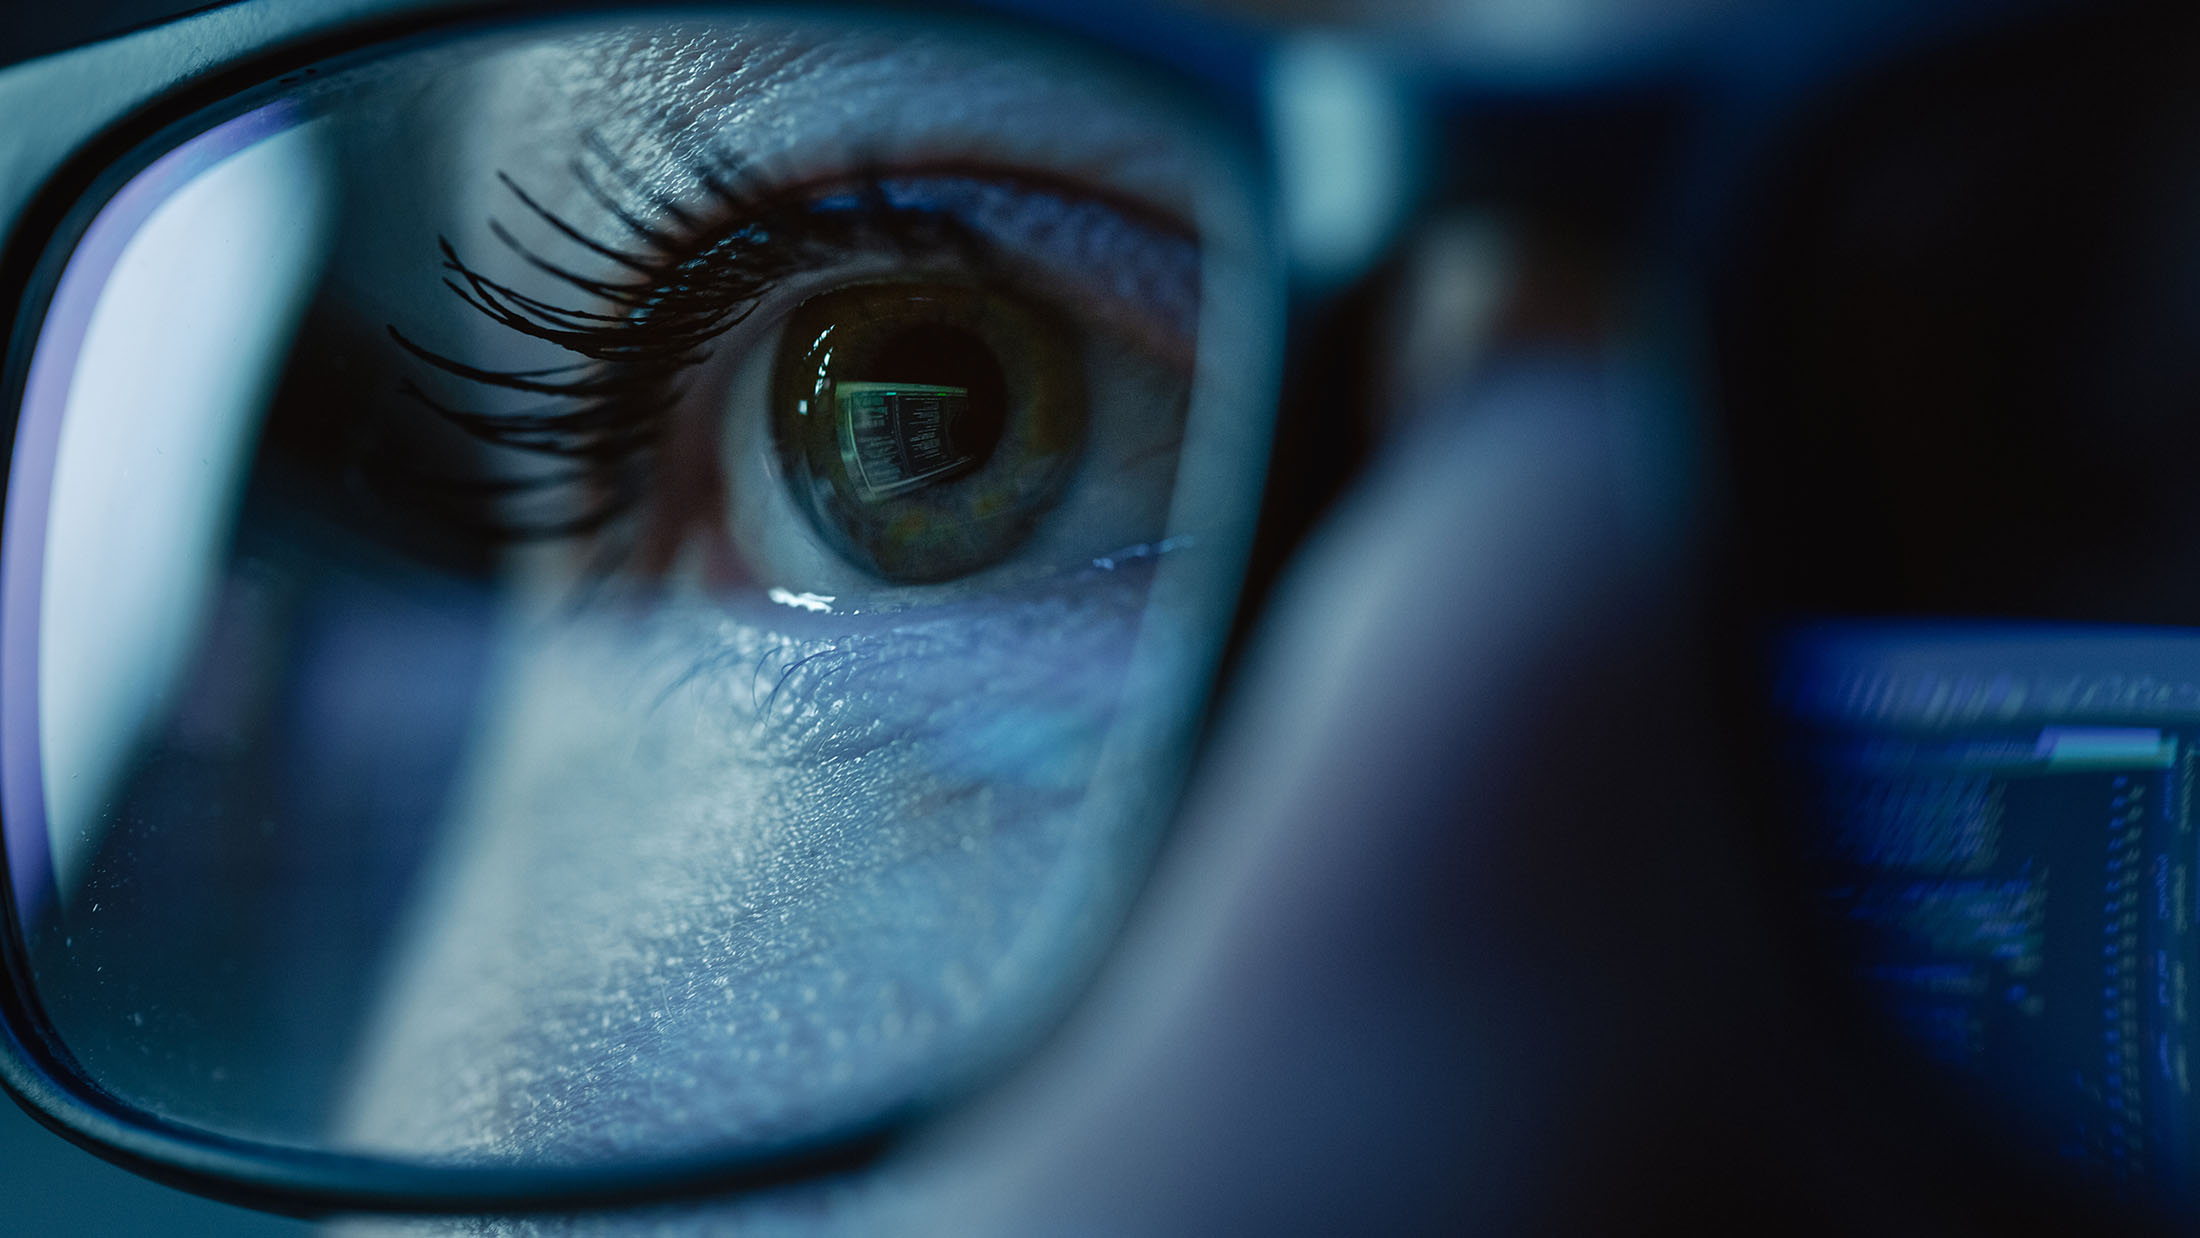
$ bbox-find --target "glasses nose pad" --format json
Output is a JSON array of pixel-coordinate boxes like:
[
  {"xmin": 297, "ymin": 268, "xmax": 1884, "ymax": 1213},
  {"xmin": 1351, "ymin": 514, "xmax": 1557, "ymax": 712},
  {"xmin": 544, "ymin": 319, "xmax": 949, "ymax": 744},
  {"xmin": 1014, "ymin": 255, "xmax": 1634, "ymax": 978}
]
[
  {"xmin": 1373, "ymin": 211, "xmax": 1707, "ymax": 571},
  {"xmin": 1267, "ymin": 36, "xmax": 1420, "ymax": 292},
  {"xmin": 1370, "ymin": 213, "xmax": 1512, "ymax": 426}
]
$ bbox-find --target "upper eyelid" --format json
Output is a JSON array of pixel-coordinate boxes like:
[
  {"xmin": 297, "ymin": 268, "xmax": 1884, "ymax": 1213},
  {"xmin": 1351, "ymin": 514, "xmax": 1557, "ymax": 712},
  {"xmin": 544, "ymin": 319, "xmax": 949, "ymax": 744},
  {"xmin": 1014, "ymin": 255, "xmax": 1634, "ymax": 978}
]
[
  {"xmin": 858, "ymin": 172, "xmax": 1200, "ymax": 362},
  {"xmin": 670, "ymin": 166, "xmax": 1203, "ymax": 371},
  {"xmin": 483, "ymin": 150, "xmax": 1203, "ymax": 377},
  {"xmin": 488, "ymin": 144, "xmax": 1196, "ymax": 325},
  {"xmin": 760, "ymin": 158, "xmax": 1198, "ymax": 245}
]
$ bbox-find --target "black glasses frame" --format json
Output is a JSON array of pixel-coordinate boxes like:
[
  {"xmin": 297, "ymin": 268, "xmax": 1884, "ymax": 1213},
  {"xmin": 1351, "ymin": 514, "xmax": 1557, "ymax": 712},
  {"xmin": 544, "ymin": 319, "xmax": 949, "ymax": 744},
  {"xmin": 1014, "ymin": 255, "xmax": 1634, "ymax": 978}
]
[{"xmin": 0, "ymin": 0, "xmax": 1294, "ymax": 1216}]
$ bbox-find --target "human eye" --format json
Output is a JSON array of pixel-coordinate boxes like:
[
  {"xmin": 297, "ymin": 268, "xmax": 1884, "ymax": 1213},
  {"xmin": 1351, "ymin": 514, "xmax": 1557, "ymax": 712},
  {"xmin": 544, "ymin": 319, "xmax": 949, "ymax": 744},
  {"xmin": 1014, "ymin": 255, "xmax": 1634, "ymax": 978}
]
[
  {"xmin": 9, "ymin": 12, "xmax": 1277, "ymax": 1170},
  {"xmin": 404, "ymin": 103, "xmax": 1203, "ymax": 605}
]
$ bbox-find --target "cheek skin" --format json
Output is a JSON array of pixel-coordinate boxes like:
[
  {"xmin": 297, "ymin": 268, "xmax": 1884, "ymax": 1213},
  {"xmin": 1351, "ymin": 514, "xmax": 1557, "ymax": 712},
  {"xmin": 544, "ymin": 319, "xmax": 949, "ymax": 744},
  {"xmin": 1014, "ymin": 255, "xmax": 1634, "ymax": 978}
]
[{"xmin": 336, "ymin": 558, "xmax": 1171, "ymax": 1163}]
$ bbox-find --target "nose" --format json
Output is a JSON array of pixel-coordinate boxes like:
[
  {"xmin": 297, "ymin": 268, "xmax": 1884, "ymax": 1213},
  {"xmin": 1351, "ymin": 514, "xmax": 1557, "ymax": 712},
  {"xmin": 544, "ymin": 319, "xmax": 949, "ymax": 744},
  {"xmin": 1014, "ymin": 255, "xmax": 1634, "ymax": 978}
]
[{"xmin": 884, "ymin": 222, "xmax": 1754, "ymax": 1233}]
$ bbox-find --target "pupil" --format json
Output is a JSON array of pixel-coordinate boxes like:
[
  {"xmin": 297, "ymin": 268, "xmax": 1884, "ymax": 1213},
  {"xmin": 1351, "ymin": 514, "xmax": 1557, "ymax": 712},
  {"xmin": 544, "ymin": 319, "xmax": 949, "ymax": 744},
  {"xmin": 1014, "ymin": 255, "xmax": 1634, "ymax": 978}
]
[
  {"xmin": 771, "ymin": 280, "xmax": 1088, "ymax": 584},
  {"xmin": 864, "ymin": 324, "xmax": 1007, "ymax": 471}
]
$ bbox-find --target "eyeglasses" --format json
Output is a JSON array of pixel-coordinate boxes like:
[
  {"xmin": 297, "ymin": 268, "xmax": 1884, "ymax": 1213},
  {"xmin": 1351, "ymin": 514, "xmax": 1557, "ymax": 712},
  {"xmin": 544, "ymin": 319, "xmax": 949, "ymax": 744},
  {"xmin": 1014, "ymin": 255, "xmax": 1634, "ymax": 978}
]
[{"xmin": 0, "ymin": 0, "xmax": 2190, "ymax": 1226}]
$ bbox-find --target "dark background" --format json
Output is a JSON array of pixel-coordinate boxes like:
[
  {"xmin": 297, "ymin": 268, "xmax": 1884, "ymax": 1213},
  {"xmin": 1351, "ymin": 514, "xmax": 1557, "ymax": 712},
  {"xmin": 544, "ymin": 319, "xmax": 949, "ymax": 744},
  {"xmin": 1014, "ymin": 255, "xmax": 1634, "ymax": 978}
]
[{"xmin": 4, "ymin": 0, "xmax": 222, "ymax": 68}]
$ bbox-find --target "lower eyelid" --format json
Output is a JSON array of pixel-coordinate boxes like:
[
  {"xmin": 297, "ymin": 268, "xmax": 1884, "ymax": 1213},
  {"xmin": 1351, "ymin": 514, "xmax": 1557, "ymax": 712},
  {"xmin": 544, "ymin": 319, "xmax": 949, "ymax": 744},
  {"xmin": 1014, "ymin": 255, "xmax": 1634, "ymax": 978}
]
[{"xmin": 635, "ymin": 555, "xmax": 1162, "ymax": 775}]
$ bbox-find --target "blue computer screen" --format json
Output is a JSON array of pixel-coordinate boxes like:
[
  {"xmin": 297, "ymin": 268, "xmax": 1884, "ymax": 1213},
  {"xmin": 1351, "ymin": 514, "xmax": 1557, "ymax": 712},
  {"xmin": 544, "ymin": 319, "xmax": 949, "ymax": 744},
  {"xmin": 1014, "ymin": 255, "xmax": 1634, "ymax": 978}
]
[{"xmin": 1782, "ymin": 623, "xmax": 2200, "ymax": 1206}]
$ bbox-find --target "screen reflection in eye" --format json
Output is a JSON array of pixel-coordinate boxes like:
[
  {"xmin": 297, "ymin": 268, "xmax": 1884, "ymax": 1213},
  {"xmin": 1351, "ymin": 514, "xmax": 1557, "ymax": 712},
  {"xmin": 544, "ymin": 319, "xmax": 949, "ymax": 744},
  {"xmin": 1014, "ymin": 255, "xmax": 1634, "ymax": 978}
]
[{"xmin": 279, "ymin": 18, "xmax": 1269, "ymax": 1164}]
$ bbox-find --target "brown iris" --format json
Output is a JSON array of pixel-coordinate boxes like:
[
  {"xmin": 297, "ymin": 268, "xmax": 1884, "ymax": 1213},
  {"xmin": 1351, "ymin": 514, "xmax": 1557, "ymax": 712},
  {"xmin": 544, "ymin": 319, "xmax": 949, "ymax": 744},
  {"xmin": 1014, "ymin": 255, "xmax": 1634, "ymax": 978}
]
[{"xmin": 770, "ymin": 281, "xmax": 1086, "ymax": 582}]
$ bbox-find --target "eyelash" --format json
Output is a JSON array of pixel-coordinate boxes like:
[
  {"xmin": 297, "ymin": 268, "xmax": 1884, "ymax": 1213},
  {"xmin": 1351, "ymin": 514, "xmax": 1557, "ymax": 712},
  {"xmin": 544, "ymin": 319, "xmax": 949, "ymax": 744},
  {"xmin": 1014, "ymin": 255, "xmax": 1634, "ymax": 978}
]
[{"xmin": 383, "ymin": 134, "xmax": 996, "ymax": 557}]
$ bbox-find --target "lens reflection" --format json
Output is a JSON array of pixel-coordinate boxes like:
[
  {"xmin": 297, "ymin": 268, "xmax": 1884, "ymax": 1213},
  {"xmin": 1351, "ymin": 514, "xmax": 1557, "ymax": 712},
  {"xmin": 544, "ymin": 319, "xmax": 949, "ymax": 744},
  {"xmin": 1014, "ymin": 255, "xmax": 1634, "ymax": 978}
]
[{"xmin": 2, "ymin": 13, "xmax": 1275, "ymax": 1167}]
